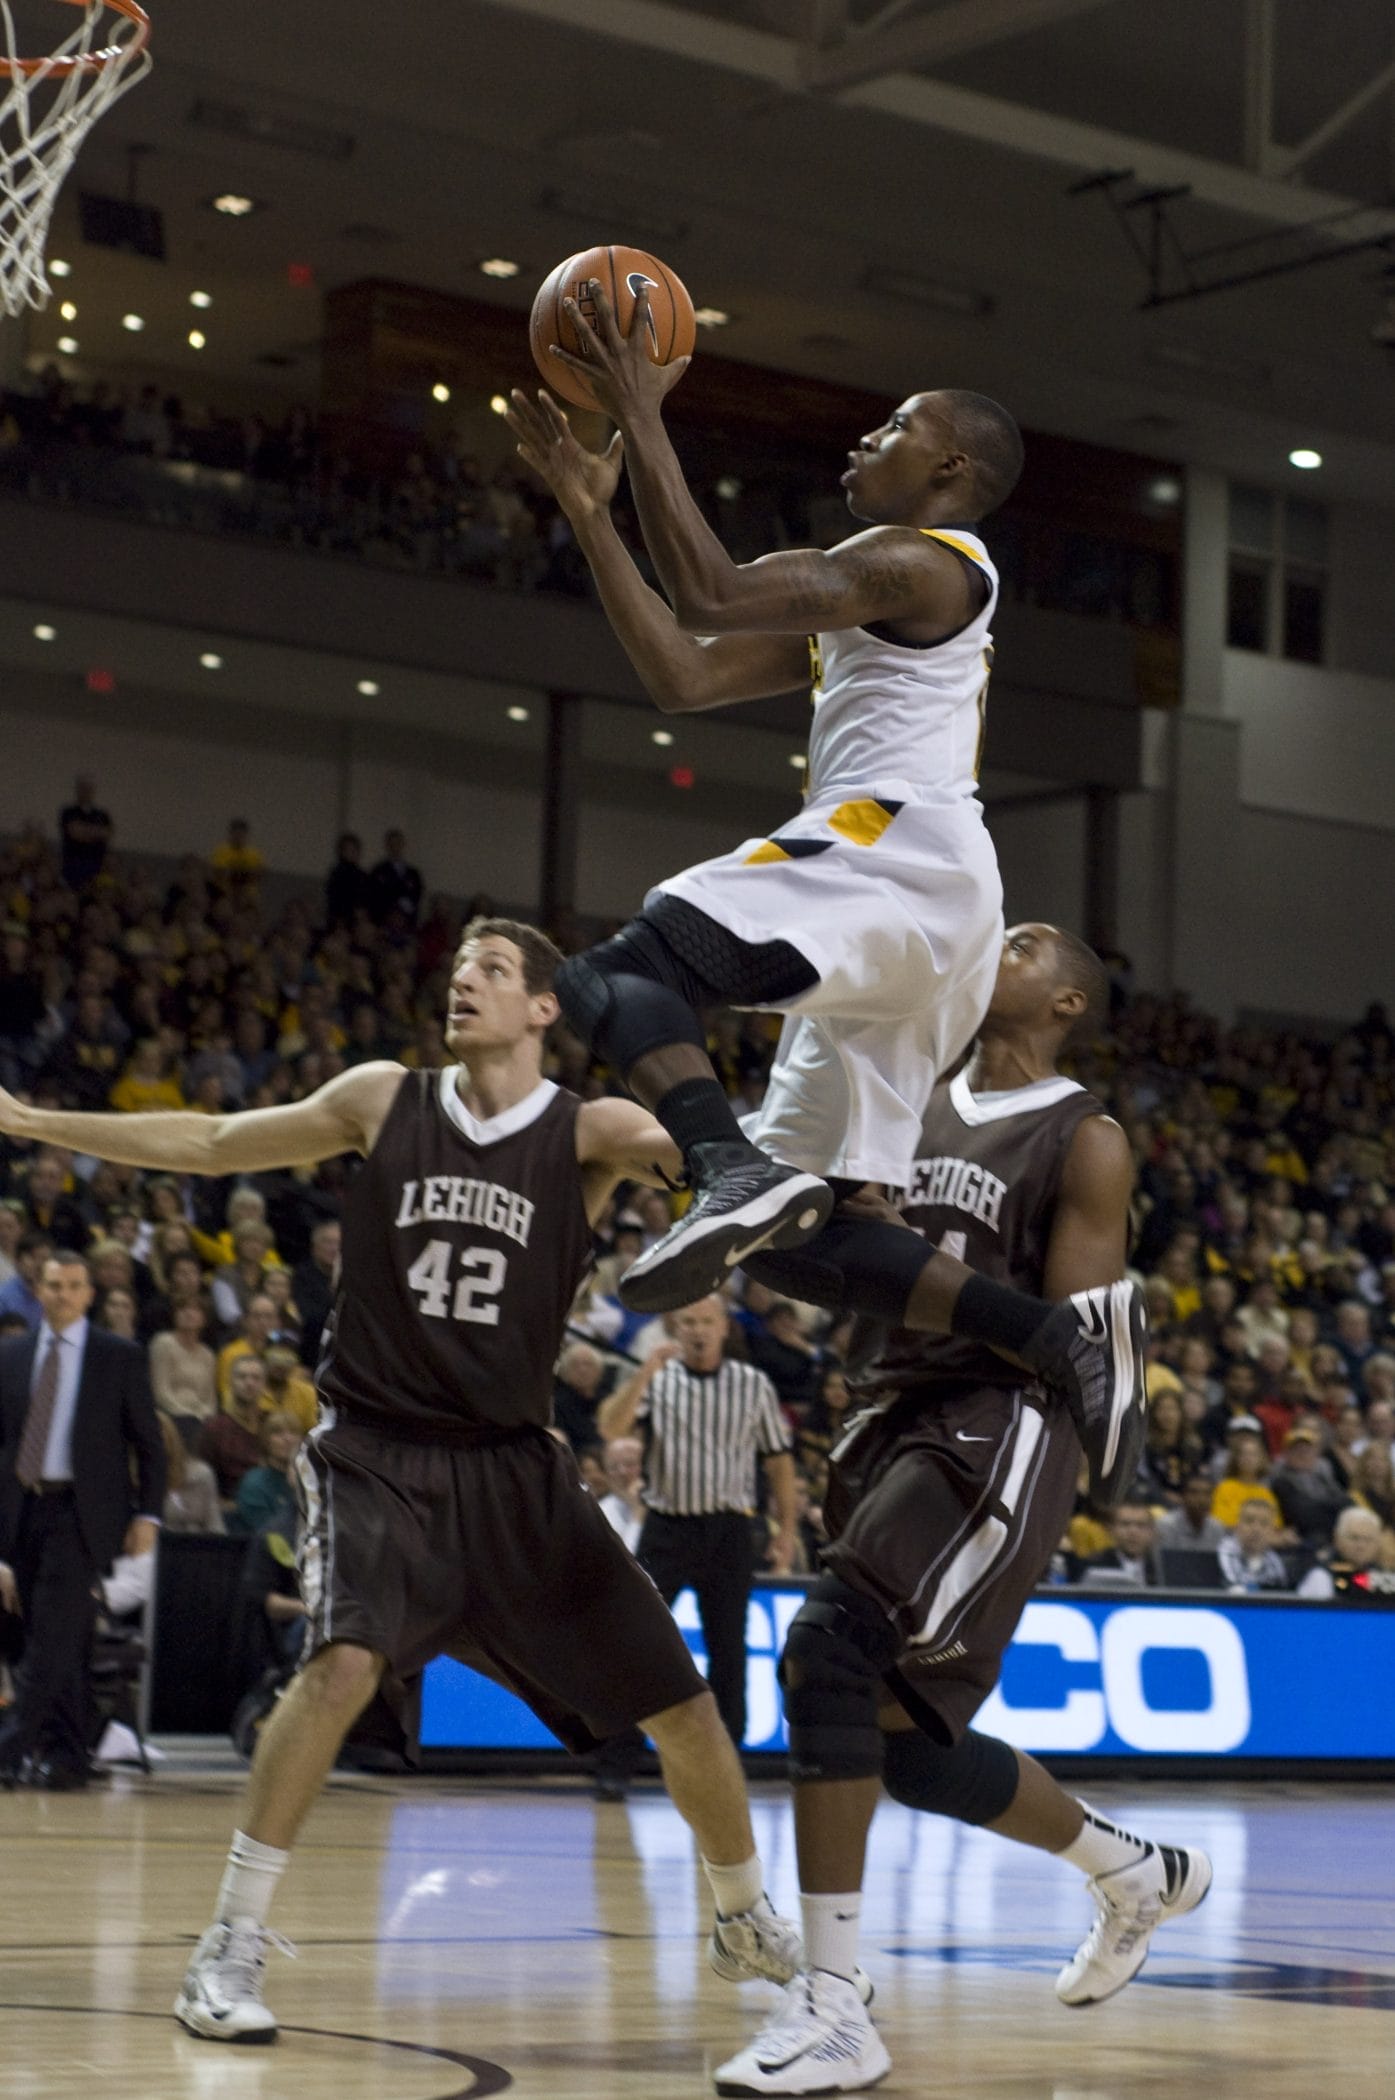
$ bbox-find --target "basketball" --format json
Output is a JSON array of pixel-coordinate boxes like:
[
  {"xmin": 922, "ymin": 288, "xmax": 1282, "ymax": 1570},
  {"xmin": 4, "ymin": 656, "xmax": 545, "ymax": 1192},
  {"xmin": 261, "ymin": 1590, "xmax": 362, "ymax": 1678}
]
[{"xmin": 529, "ymin": 245, "xmax": 696, "ymax": 412}]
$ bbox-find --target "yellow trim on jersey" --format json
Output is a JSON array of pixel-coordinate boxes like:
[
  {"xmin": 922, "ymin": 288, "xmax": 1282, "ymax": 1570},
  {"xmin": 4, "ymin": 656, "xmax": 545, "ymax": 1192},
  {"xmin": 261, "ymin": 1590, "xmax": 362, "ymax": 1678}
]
[
  {"xmin": 744, "ymin": 840, "xmax": 792, "ymax": 866},
  {"xmin": 807, "ymin": 633, "xmax": 824, "ymax": 692},
  {"xmin": 827, "ymin": 799, "xmax": 898, "ymax": 848},
  {"xmin": 974, "ymin": 644, "xmax": 993, "ymax": 781},
  {"xmin": 920, "ymin": 528, "xmax": 990, "ymax": 569}
]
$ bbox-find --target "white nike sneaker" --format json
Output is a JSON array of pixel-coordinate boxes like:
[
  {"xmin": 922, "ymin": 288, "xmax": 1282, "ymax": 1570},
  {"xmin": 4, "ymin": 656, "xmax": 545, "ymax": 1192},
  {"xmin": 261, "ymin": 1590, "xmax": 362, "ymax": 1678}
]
[
  {"xmin": 715, "ymin": 1970, "xmax": 890, "ymax": 2095},
  {"xmin": 709, "ymin": 1898, "xmax": 874, "ymax": 2006},
  {"xmin": 1056, "ymin": 1843, "xmax": 1213, "ymax": 2006},
  {"xmin": 173, "ymin": 1919, "xmax": 296, "ymax": 2043}
]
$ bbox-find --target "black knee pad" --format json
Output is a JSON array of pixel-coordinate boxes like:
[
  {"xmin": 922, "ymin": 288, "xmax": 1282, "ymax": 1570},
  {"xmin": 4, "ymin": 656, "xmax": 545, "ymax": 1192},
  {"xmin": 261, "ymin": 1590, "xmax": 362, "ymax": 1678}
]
[
  {"xmin": 746, "ymin": 1213, "xmax": 929, "ymax": 1324},
  {"xmin": 555, "ymin": 931, "xmax": 707, "ymax": 1068},
  {"xmin": 882, "ymin": 1726, "xmax": 1020, "ymax": 1827},
  {"xmin": 779, "ymin": 1575, "xmax": 903, "ymax": 1783}
]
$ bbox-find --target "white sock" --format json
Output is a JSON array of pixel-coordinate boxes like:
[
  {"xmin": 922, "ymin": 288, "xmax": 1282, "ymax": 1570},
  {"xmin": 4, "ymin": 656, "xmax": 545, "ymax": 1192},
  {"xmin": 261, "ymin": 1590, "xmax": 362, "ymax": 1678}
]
[
  {"xmin": 703, "ymin": 1853, "xmax": 764, "ymax": 1919},
  {"xmin": 1059, "ymin": 1805, "xmax": 1151, "ymax": 1880},
  {"xmin": 801, "ymin": 1891, "xmax": 861, "ymax": 1983},
  {"xmin": 215, "ymin": 1830, "xmax": 289, "ymax": 1927}
]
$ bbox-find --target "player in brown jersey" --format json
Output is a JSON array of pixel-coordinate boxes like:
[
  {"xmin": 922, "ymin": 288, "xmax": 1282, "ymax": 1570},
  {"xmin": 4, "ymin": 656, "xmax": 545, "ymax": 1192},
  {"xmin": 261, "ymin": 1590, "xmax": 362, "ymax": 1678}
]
[
  {"xmin": 716, "ymin": 927, "xmax": 1212, "ymax": 2097},
  {"xmin": 0, "ymin": 920, "xmax": 808, "ymax": 2050}
]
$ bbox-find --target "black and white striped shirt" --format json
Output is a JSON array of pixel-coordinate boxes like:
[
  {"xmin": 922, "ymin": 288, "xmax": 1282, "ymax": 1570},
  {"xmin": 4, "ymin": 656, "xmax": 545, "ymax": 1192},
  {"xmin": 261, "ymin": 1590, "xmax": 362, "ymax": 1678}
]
[{"xmin": 639, "ymin": 1357, "xmax": 791, "ymax": 1516}]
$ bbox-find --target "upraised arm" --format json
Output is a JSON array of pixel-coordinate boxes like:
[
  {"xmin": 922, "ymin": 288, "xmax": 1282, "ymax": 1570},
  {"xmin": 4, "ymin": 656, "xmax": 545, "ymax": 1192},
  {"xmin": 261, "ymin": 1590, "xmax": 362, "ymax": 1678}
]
[
  {"xmin": 0, "ymin": 1062, "xmax": 404, "ymax": 1177},
  {"xmin": 506, "ymin": 387, "xmax": 809, "ymax": 712}
]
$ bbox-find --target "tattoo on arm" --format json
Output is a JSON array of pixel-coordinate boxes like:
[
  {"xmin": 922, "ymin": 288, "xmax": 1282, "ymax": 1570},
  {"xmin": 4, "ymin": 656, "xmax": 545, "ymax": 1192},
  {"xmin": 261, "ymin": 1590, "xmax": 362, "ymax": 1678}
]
[{"xmin": 778, "ymin": 539, "xmax": 927, "ymax": 622}]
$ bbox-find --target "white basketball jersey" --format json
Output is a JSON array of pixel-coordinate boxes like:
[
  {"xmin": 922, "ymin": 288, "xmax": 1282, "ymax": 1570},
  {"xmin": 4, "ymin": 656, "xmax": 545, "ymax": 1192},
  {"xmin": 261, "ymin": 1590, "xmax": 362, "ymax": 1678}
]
[{"xmin": 804, "ymin": 528, "xmax": 998, "ymax": 800}]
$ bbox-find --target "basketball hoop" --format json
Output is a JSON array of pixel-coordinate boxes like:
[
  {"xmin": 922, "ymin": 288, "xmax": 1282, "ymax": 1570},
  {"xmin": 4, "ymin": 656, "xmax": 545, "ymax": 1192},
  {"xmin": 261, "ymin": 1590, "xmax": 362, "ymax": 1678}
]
[{"xmin": 0, "ymin": 1, "xmax": 152, "ymax": 317}]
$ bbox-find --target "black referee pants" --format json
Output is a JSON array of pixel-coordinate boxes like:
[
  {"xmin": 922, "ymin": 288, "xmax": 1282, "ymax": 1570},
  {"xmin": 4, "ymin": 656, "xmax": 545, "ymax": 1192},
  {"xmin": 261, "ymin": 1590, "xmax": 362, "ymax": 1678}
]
[{"xmin": 637, "ymin": 1509, "xmax": 758, "ymax": 1748}]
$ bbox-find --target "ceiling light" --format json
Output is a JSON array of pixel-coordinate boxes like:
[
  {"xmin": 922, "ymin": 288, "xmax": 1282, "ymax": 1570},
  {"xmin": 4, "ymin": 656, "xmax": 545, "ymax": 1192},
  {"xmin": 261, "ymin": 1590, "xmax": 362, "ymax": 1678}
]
[
  {"xmin": 57, "ymin": 336, "xmax": 78, "ymax": 355},
  {"xmin": 190, "ymin": 290, "xmax": 213, "ymax": 309},
  {"xmin": 59, "ymin": 301, "xmax": 77, "ymax": 322},
  {"xmin": 489, "ymin": 394, "xmax": 510, "ymax": 415},
  {"xmin": 506, "ymin": 705, "xmax": 530, "ymax": 722},
  {"xmin": 431, "ymin": 382, "xmax": 451, "ymax": 403},
  {"xmin": 788, "ymin": 753, "xmax": 806, "ymax": 769},
  {"xmin": 1146, "ymin": 475, "xmax": 1182, "ymax": 507},
  {"xmin": 651, "ymin": 729, "xmax": 674, "ymax": 747},
  {"xmin": 693, "ymin": 306, "xmax": 730, "ymax": 329},
  {"xmin": 715, "ymin": 475, "xmax": 742, "ymax": 500},
  {"xmin": 479, "ymin": 258, "xmax": 520, "ymax": 279},
  {"xmin": 211, "ymin": 193, "xmax": 258, "ymax": 217},
  {"xmin": 200, "ymin": 652, "xmax": 223, "ymax": 670},
  {"xmin": 122, "ymin": 313, "xmax": 144, "ymax": 332},
  {"xmin": 33, "ymin": 623, "xmax": 55, "ymax": 642},
  {"xmin": 188, "ymin": 330, "xmax": 206, "ymax": 350},
  {"xmin": 357, "ymin": 679, "xmax": 379, "ymax": 696},
  {"xmin": 49, "ymin": 257, "xmax": 71, "ymax": 278},
  {"xmin": 1289, "ymin": 448, "xmax": 1322, "ymax": 471}
]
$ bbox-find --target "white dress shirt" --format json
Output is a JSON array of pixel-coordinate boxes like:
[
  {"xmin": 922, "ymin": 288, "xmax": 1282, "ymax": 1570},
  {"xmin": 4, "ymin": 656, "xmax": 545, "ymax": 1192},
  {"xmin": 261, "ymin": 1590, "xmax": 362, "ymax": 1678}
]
[{"xmin": 35, "ymin": 1316, "xmax": 89, "ymax": 1482}]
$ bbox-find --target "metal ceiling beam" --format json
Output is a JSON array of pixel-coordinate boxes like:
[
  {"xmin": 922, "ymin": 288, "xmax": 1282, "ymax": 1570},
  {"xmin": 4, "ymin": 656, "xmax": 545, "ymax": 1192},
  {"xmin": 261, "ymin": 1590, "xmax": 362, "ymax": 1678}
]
[
  {"xmin": 1242, "ymin": 0, "xmax": 1277, "ymax": 175},
  {"xmin": 1270, "ymin": 56, "xmax": 1395, "ymax": 179},
  {"xmin": 800, "ymin": 0, "xmax": 1118, "ymax": 94},
  {"xmin": 480, "ymin": 0, "xmax": 1395, "ymax": 241}
]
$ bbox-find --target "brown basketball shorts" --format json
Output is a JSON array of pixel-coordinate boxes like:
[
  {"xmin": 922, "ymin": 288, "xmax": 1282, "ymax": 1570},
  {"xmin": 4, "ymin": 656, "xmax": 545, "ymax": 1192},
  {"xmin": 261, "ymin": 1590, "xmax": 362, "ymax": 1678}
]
[
  {"xmin": 822, "ymin": 1380, "xmax": 1081, "ymax": 1744},
  {"xmin": 296, "ymin": 1415, "xmax": 705, "ymax": 1752}
]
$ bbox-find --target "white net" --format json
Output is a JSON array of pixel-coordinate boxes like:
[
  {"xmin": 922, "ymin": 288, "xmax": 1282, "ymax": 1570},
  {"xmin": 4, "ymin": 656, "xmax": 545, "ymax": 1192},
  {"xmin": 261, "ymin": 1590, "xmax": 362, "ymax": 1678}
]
[{"xmin": 0, "ymin": 1, "xmax": 151, "ymax": 317}]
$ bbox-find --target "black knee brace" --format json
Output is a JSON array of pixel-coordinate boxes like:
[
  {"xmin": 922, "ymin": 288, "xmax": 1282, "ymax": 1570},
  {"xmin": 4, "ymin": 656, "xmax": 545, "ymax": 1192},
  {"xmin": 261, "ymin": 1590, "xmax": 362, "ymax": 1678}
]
[
  {"xmin": 881, "ymin": 1726, "xmax": 1020, "ymax": 1827},
  {"xmin": 554, "ymin": 922, "xmax": 708, "ymax": 1071},
  {"xmin": 779, "ymin": 1575, "xmax": 903, "ymax": 1783},
  {"xmin": 746, "ymin": 1212, "xmax": 930, "ymax": 1324},
  {"xmin": 556, "ymin": 900, "xmax": 820, "ymax": 1073}
]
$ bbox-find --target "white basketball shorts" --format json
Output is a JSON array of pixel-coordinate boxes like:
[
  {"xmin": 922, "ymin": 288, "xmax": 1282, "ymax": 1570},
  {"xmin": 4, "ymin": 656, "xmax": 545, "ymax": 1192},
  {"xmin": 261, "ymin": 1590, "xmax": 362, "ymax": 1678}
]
[{"xmin": 648, "ymin": 783, "xmax": 1004, "ymax": 1185}]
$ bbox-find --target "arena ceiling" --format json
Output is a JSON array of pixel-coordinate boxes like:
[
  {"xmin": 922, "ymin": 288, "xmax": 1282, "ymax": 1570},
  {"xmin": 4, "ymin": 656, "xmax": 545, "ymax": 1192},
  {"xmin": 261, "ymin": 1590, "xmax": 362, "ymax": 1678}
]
[{"xmin": 24, "ymin": 0, "xmax": 1395, "ymax": 502}]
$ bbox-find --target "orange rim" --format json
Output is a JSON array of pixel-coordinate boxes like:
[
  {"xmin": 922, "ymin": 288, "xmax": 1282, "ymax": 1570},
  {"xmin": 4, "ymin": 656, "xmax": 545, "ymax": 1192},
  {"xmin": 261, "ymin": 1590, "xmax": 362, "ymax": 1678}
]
[{"xmin": 0, "ymin": 0, "xmax": 150, "ymax": 77}]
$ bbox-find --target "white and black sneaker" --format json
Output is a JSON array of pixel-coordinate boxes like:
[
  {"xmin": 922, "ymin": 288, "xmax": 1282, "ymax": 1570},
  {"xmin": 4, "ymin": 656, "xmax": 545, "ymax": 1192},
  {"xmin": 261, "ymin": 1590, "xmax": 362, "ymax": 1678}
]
[
  {"xmin": 709, "ymin": 1898, "xmax": 874, "ymax": 2005},
  {"xmin": 1022, "ymin": 1281, "xmax": 1147, "ymax": 1508},
  {"xmin": 173, "ymin": 1919, "xmax": 295, "ymax": 2043},
  {"xmin": 619, "ymin": 1143, "xmax": 832, "ymax": 1315},
  {"xmin": 1056, "ymin": 1842, "xmax": 1213, "ymax": 2007},
  {"xmin": 714, "ymin": 1970, "xmax": 891, "ymax": 2095}
]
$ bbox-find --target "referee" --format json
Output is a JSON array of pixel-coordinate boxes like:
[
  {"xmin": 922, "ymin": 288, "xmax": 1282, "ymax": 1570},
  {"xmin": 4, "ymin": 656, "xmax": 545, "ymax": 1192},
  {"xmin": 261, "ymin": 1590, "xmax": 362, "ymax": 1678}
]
[{"xmin": 598, "ymin": 1293, "xmax": 797, "ymax": 1747}]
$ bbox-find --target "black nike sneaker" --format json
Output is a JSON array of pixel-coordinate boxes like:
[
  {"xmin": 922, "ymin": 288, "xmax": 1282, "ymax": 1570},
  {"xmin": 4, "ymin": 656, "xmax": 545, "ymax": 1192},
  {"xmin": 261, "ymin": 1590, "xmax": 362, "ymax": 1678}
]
[
  {"xmin": 1021, "ymin": 1281, "xmax": 1147, "ymax": 1507},
  {"xmin": 618, "ymin": 1142, "xmax": 833, "ymax": 1314}
]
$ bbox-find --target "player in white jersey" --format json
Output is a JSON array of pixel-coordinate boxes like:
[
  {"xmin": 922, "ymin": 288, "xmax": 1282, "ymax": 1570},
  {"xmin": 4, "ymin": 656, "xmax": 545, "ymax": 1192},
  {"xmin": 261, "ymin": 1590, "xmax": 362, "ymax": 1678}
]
[
  {"xmin": 506, "ymin": 292, "xmax": 1145, "ymax": 1481},
  {"xmin": 511, "ymin": 287, "xmax": 1012, "ymax": 1301}
]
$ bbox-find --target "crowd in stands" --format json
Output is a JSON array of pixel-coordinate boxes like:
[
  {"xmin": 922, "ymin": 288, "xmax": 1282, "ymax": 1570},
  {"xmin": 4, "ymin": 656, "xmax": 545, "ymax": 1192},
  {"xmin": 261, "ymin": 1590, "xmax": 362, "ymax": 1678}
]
[
  {"xmin": 0, "ymin": 368, "xmax": 760, "ymax": 598},
  {"xmin": 1, "ymin": 786, "xmax": 1394, "ymax": 1648},
  {"xmin": 0, "ymin": 366, "xmax": 1171, "ymax": 631}
]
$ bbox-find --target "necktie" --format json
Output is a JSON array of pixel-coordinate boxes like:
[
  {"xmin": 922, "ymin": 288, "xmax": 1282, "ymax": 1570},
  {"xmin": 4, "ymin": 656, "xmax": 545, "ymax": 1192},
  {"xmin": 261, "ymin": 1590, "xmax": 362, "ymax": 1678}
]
[{"xmin": 16, "ymin": 1336, "xmax": 61, "ymax": 1490}]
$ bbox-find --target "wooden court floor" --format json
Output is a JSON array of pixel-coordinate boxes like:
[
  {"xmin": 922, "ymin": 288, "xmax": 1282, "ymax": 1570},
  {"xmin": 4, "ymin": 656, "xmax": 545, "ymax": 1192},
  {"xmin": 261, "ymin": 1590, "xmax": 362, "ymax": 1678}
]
[{"xmin": 3, "ymin": 1755, "xmax": 1393, "ymax": 2098}]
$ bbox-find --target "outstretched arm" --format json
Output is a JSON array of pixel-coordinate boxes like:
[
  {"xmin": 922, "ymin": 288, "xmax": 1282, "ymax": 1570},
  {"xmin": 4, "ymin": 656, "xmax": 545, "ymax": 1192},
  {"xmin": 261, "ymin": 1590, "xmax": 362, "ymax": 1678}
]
[
  {"xmin": 506, "ymin": 389, "xmax": 808, "ymax": 712},
  {"xmin": 548, "ymin": 284, "xmax": 972, "ymax": 636},
  {"xmin": 0, "ymin": 1062, "xmax": 404, "ymax": 1176}
]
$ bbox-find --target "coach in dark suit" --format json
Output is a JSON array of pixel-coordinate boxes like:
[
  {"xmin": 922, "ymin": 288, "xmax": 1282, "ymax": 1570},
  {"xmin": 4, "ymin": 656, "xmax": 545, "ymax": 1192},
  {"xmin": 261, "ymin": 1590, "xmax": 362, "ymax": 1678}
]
[{"xmin": 0, "ymin": 1249, "xmax": 164, "ymax": 1787}]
